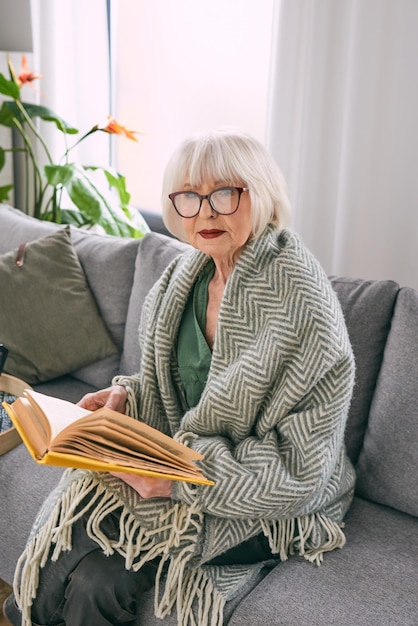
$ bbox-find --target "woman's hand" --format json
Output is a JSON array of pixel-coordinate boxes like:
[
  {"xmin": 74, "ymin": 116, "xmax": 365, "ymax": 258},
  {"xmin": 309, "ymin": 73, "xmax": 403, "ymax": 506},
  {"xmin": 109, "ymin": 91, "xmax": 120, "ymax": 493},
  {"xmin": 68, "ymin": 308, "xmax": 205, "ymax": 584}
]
[
  {"xmin": 79, "ymin": 387, "xmax": 172, "ymax": 497},
  {"xmin": 77, "ymin": 385, "xmax": 128, "ymax": 413},
  {"xmin": 110, "ymin": 472, "xmax": 172, "ymax": 499}
]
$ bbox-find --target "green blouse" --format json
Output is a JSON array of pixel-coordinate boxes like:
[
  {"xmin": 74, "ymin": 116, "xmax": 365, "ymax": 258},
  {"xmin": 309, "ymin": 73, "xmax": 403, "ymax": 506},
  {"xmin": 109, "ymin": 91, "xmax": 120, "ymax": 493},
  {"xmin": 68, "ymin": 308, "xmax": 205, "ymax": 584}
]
[{"xmin": 176, "ymin": 260, "xmax": 214, "ymax": 408}]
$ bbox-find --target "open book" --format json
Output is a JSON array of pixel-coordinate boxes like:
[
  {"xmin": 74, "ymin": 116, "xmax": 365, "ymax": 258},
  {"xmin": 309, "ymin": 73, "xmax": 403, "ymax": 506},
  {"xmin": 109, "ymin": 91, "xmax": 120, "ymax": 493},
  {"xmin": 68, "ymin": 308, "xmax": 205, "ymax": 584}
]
[{"xmin": 2, "ymin": 390, "xmax": 213, "ymax": 486}]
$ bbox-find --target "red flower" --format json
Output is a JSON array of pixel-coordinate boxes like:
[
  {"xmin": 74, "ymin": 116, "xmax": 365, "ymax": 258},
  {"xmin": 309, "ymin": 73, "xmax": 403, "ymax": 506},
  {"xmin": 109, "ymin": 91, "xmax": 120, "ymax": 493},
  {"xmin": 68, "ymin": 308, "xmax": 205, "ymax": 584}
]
[
  {"xmin": 102, "ymin": 116, "xmax": 139, "ymax": 142},
  {"xmin": 18, "ymin": 55, "xmax": 42, "ymax": 87}
]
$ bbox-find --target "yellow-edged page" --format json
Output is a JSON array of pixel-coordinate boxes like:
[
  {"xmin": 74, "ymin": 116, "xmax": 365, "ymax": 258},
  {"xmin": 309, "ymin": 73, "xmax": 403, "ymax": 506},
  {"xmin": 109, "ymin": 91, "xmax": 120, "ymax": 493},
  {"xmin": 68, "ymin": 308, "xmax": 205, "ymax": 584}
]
[
  {"xmin": 30, "ymin": 450, "xmax": 213, "ymax": 485},
  {"xmin": 51, "ymin": 429, "xmax": 199, "ymax": 472},
  {"xmin": 2, "ymin": 401, "xmax": 46, "ymax": 460},
  {"xmin": 68, "ymin": 411, "xmax": 203, "ymax": 463},
  {"xmin": 52, "ymin": 419, "xmax": 201, "ymax": 471}
]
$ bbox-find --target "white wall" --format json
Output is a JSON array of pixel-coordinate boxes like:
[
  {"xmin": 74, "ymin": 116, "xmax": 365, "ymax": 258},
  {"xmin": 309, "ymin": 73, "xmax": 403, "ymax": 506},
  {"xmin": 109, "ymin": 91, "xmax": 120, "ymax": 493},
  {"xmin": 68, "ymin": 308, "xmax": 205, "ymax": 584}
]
[{"xmin": 113, "ymin": 0, "xmax": 275, "ymax": 213}]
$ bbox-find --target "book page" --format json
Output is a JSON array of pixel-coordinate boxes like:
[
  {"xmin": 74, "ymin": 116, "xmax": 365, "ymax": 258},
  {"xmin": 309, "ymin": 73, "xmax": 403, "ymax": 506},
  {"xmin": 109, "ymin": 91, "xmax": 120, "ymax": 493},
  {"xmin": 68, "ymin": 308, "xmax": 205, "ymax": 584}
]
[
  {"xmin": 53, "ymin": 423, "xmax": 198, "ymax": 472},
  {"xmin": 53, "ymin": 406, "xmax": 203, "ymax": 463},
  {"xmin": 96, "ymin": 410, "xmax": 203, "ymax": 461},
  {"xmin": 40, "ymin": 450, "xmax": 213, "ymax": 485},
  {"xmin": 51, "ymin": 435, "xmax": 202, "ymax": 478},
  {"xmin": 3, "ymin": 398, "xmax": 48, "ymax": 458},
  {"xmin": 25, "ymin": 390, "xmax": 92, "ymax": 441}
]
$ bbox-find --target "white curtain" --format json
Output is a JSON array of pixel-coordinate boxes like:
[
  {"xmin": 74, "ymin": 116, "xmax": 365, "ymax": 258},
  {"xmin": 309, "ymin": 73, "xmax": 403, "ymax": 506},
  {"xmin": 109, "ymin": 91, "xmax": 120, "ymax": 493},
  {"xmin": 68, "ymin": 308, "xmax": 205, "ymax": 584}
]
[
  {"xmin": 267, "ymin": 0, "xmax": 418, "ymax": 290},
  {"xmin": 31, "ymin": 0, "xmax": 110, "ymax": 167}
]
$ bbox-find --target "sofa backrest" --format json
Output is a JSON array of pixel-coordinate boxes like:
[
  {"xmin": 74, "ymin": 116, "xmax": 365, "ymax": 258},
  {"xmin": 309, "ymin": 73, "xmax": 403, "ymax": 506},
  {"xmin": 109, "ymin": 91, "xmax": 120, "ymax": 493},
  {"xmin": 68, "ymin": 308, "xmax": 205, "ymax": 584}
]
[
  {"xmin": 355, "ymin": 286, "xmax": 418, "ymax": 518},
  {"xmin": 330, "ymin": 277, "xmax": 399, "ymax": 463},
  {"xmin": 3, "ymin": 207, "xmax": 415, "ymax": 517},
  {"xmin": 119, "ymin": 232, "xmax": 189, "ymax": 374}
]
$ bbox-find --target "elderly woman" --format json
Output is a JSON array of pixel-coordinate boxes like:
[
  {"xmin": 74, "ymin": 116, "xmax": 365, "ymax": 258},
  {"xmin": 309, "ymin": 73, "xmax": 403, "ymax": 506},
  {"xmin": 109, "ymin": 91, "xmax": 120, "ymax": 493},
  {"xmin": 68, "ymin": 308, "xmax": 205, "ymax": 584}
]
[{"xmin": 5, "ymin": 129, "xmax": 355, "ymax": 626}]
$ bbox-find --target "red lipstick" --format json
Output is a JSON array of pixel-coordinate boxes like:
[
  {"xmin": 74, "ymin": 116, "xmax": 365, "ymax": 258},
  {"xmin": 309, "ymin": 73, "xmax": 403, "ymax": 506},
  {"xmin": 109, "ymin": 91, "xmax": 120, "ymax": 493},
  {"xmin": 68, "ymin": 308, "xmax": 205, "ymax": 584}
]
[{"xmin": 199, "ymin": 229, "xmax": 225, "ymax": 239}]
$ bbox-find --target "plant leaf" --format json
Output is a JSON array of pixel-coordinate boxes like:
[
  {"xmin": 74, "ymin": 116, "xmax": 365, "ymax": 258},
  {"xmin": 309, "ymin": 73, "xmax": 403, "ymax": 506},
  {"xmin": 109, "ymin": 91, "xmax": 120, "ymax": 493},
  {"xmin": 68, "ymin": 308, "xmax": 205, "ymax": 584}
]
[
  {"xmin": 102, "ymin": 168, "xmax": 131, "ymax": 207},
  {"xmin": 0, "ymin": 101, "xmax": 78, "ymax": 133},
  {"xmin": 44, "ymin": 163, "xmax": 146, "ymax": 237},
  {"xmin": 0, "ymin": 101, "xmax": 15, "ymax": 127},
  {"xmin": 0, "ymin": 73, "xmax": 20, "ymax": 99},
  {"xmin": 0, "ymin": 184, "xmax": 13, "ymax": 202},
  {"xmin": 86, "ymin": 166, "xmax": 149, "ymax": 235},
  {"xmin": 23, "ymin": 103, "xmax": 79, "ymax": 133},
  {"xmin": 41, "ymin": 207, "xmax": 88, "ymax": 227},
  {"xmin": 59, "ymin": 208, "xmax": 90, "ymax": 227},
  {"xmin": 44, "ymin": 164, "xmax": 74, "ymax": 186},
  {"xmin": 0, "ymin": 148, "xmax": 5, "ymax": 172}
]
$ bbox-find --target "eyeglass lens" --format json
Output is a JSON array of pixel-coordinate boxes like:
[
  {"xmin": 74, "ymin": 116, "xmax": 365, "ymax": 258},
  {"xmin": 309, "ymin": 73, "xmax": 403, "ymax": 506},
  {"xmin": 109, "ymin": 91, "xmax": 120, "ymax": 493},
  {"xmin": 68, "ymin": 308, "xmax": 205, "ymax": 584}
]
[{"xmin": 173, "ymin": 187, "xmax": 242, "ymax": 217}]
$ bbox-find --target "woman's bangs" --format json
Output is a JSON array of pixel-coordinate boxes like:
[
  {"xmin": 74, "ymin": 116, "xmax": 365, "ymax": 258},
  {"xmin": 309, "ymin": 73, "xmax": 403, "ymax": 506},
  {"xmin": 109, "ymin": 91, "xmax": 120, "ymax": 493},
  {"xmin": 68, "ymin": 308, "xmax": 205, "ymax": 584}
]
[{"xmin": 186, "ymin": 143, "xmax": 238, "ymax": 188}]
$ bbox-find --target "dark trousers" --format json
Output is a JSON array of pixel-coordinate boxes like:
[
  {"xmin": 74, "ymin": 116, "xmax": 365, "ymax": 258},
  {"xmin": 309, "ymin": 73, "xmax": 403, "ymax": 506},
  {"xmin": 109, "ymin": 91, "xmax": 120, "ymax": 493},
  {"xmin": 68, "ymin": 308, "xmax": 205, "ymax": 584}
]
[
  {"xmin": 6, "ymin": 506, "xmax": 275, "ymax": 626},
  {"xmin": 8, "ymin": 506, "xmax": 157, "ymax": 626}
]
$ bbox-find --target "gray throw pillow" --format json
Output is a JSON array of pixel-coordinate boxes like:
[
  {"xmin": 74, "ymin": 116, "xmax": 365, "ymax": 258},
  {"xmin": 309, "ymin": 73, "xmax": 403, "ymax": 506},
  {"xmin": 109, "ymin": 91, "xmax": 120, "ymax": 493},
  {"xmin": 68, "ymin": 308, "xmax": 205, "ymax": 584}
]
[
  {"xmin": 0, "ymin": 205, "xmax": 143, "ymax": 389},
  {"xmin": 355, "ymin": 287, "xmax": 418, "ymax": 517},
  {"xmin": 0, "ymin": 228, "xmax": 117, "ymax": 384}
]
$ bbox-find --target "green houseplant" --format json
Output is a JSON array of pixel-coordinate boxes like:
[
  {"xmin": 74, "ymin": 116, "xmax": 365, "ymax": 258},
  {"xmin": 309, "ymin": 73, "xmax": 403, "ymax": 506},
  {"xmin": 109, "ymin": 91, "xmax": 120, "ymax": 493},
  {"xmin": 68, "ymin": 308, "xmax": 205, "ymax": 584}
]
[{"xmin": 0, "ymin": 55, "xmax": 148, "ymax": 238}]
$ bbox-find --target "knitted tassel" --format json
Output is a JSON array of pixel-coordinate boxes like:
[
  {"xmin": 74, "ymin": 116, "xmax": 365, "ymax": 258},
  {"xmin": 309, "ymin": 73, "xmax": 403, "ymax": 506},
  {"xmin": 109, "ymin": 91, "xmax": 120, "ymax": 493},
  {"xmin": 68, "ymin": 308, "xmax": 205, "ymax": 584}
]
[
  {"xmin": 111, "ymin": 378, "xmax": 139, "ymax": 420},
  {"xmin": 260, "ymin": 517, "xmax": 296, "ymax": 561},
  {"xmin": 302, "ymin": 513, "xmax": 346, "ymax": 565},
  {"xmin": 261, "ymin": 513, "xmax": 347, "ymax": 566},
  {"xmin": 154, "ymin": 553, "xmax": 226, "ymax": 626},
  {"xmin": 13, "ymin": 470, "xmax": 214, "ymax": 626}
]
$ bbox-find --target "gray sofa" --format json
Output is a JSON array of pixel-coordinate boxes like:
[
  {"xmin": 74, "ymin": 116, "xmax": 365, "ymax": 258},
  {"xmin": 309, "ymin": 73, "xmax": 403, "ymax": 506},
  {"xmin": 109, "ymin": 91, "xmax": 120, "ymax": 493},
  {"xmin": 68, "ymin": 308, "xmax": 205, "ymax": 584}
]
[{"xmin": 0, "ymin": 205, "xmax": 417, "ymax": 625}]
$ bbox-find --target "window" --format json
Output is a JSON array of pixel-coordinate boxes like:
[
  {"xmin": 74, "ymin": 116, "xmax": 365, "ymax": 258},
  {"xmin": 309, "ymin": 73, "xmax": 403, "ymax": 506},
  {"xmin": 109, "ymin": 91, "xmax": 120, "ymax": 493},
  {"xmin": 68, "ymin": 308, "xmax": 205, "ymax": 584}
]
[{"xmin": 111, "ymin": 0, "xmax": 275, "ymax": 213}]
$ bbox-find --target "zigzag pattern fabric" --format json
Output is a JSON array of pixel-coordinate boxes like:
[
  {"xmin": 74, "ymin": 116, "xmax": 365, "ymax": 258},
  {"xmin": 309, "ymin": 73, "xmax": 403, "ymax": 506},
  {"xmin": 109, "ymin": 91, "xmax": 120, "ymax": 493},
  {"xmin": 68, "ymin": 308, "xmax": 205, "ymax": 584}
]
[
  {"xmin": 136, "ymin": 227, "xmax": 356, "ymax": 545},
  {"xmin": 14, "ymin": 227, "xmax": 356, "ymax": 626}
]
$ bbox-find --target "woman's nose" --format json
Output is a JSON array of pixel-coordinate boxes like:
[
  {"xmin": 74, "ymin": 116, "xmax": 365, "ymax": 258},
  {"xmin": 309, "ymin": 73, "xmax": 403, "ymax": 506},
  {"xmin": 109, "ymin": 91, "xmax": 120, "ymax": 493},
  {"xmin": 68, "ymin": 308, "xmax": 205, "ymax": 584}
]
[{"xmin": 199, "ymin": 197, "xmax": 216, "ymax": 218}]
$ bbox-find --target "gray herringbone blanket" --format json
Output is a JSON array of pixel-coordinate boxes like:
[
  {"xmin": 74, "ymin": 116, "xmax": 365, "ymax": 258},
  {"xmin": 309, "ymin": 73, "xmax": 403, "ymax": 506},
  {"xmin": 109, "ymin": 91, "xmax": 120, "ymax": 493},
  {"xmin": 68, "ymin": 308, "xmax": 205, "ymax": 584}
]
[{"xmin": 14, "ymin": 227, "xmax": 356, "ymax": 625}]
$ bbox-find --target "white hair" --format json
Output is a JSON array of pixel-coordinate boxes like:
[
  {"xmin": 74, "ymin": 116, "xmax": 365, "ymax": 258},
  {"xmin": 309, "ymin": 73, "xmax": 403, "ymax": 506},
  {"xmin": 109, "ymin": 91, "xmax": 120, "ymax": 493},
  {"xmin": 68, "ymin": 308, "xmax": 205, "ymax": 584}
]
[{"xmin": 161, "ymin": 128, "xmax": 292, "ymax": 241}]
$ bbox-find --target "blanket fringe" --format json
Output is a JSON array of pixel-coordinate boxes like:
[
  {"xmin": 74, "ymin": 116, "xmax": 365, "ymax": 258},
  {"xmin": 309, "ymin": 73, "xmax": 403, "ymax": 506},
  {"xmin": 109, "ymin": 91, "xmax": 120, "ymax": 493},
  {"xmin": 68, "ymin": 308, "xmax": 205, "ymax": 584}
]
[
  {"xmin": 13, "ymin": 471, "xmax": 104, "ymax": 626},
  {"xmin": 111, "ymin": 378, "xmax": 139, "ymax": 421},
  {"xmin": 154, "ymin": 553, "xmax": 225, "ymax": 626},
  {"xmin": 12, "ymin": 470, "xmax": 223, "ymax": 626},
  {"xmin": 13, "ymin": 471, "xmax": 346, "ymax": 626},
  {"xmin": 261, "ymin": 512, "xmax": 346, "ymax": 566}
]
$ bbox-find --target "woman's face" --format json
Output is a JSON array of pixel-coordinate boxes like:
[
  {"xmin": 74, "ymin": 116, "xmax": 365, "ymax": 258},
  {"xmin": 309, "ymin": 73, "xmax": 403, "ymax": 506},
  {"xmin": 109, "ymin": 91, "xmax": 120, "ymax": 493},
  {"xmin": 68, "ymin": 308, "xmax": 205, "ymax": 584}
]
[{"xmin": 179, "ymin": 179, "xmax": 253, "ymax": 269}]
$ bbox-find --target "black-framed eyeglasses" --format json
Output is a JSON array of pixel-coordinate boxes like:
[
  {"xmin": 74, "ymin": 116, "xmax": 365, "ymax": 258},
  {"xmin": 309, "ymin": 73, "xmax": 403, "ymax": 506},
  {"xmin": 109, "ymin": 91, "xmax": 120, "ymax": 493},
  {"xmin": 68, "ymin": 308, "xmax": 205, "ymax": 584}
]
[{"xmin": 168, "ymin": 186, "xmax": 249, "ymax": 218}]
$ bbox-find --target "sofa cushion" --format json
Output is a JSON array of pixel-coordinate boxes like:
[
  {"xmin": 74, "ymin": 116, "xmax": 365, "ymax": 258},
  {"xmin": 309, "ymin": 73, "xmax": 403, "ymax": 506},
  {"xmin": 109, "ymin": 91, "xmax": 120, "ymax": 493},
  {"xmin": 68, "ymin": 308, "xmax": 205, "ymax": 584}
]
[
  {"xmin": 0, "ymin": 228, "xmax": 117, "ymax": 384},
  {"xmin": 0, "ymin": 206, "xmax": 142, "ymax": 388},
  {"xmin": 356, "ymin": 287, "xmax": 418, "ymax": 517},
  {"xmin": 226, "ymin": 497, "xmax": 418, "ymax": 626},
  {"xmin": 330, "ymin": 277, "xmax": 399, "ymax": 463},
  {"xmin": 119, "ymin": 232, "xmax": 189, "ymax": 374}
]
